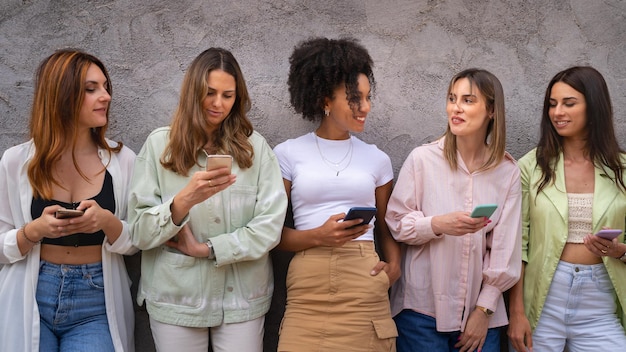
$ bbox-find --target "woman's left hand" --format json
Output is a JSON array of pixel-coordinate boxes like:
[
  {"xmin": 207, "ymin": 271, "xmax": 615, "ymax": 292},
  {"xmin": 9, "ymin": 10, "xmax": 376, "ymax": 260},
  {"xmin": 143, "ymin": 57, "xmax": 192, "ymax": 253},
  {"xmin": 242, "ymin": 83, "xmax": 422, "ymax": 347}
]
[
  {"xmin": 370, "ymin": 260, "xmax": 401, "ymax": 286},
  {"xmin": 61, "ymin": 199, "xmax": 110, "ymax": 234},
  {"xmin": 583, "ymin": 234, "xmax": 622, "ymax": 258},
  {"xmin": 165, "ymin": 224, "xmax": 210, "ymax": 258},
  {"xmin": 455, "ymin": 308, "xmax": 489, "ymax": 352}
]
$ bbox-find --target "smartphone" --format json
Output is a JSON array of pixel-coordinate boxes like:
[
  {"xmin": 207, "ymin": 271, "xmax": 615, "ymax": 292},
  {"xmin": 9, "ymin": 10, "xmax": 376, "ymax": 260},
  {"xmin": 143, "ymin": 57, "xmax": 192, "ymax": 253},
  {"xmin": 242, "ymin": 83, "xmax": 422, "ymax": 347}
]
[
  {"xmin": 470, "ymin": 204, "xmax": 498, "ymax": 219},
  {"xmin": 595, "ymin": 229, "xmax": 622, "ymax": 240},
  {"xmin": 344, "ymin": 207, "xmax": 377, "ymax": 228},
  {"xmin": 55, "ymin": 209, "xmax": 84, "ymax": 219},
  {"xmin": 206, "ymin": 155, "xmax": 233, "ymax": 173}
]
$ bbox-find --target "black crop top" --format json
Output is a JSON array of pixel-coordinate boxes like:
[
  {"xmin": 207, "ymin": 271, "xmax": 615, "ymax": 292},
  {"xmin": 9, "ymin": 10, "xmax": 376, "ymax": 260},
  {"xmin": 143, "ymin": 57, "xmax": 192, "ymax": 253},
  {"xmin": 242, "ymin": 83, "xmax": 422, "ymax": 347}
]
[{"xmin": 31, "ymin": 170, "xmax": 116, "ymax": 247}]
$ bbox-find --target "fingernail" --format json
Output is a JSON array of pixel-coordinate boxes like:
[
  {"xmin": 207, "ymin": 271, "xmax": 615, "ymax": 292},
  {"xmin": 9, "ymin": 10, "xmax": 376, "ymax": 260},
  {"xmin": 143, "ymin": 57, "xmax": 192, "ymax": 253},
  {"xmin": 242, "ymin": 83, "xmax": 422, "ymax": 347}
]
[{"xmin": 487, "ymin": 220, "xmax": 492, "ymax": 223}]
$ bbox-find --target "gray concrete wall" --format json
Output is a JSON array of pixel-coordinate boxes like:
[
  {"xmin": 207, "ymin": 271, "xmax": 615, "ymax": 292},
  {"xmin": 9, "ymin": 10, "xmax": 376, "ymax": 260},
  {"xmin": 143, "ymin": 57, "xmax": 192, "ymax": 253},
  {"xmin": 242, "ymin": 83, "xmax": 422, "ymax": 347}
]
[{"xmin": 1, "ymin": 0, "xmax": 624, "ymax": 351}]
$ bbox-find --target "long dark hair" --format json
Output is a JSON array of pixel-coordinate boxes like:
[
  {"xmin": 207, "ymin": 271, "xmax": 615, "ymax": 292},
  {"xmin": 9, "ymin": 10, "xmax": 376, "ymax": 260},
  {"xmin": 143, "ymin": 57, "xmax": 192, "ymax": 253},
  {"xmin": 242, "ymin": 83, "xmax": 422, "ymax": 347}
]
[{"xmin": 536, "ymin": 66, "xmax": 625, "ymax": 193}]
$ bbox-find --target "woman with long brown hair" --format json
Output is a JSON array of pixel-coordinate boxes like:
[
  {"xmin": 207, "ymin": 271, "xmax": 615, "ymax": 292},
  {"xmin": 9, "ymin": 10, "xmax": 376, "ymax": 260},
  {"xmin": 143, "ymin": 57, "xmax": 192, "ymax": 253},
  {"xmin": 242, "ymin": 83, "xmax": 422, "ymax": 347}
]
[
  {"xmin": 508, "ymin": 66, "xmax": 626, "ymax": 351},
  {"xmin": 128, "ymin": 47, "xmax": 287, "ymax": 352},
  {"xmin": 0, "ymin": 49, "xmax": 137, "ymax": 351}
]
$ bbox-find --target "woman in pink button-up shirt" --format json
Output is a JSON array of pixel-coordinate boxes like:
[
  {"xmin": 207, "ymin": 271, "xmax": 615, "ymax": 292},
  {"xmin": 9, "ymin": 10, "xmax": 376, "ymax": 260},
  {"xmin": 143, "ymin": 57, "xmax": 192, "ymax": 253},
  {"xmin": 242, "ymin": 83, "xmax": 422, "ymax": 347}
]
[{"xmin": 385, "ymin": 68, "xmax": 522, "ymax": 352}]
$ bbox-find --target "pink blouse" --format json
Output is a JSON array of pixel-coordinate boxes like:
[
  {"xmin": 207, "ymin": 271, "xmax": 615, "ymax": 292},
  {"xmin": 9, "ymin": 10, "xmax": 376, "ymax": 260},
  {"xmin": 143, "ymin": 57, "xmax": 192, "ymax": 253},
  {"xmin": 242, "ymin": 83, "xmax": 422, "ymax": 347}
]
[{"xmin": 385, "ymin": 138, "xmax": 522, "ymax": 332}]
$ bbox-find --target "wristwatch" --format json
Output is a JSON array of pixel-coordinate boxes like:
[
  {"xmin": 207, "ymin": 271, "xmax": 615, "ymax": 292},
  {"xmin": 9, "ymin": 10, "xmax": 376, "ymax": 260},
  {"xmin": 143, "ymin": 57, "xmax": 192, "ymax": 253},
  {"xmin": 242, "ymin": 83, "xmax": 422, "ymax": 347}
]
[
  {"xmin": 618, "ymin": 251, "xmax": 626, "ymax": 262},
  {"xmin": 476, "ymin": 305, "xmax": 494, "ymax": 317},
  {"xmin": 206, "ymin": 240, "xmax": 216, "ymax": 260}
]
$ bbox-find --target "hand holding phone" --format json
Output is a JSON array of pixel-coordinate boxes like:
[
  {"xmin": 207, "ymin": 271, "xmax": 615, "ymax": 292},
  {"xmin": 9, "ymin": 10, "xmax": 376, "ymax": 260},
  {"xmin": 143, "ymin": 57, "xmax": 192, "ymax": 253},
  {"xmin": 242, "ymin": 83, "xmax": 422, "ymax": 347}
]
[
  {"xmin": 470, "ymin": 204, "xmax": 498, "ymax": 219},
  {"xmin": 594, "ymin": 229, "xmax": 622, "ymax": 240},
  {"xmin": 206, "ymin": 155, "xmax": 233, "ymax": 173},
  {"xmin": 344, "ymin": 207, "xmax": 377, "ymax": 228},
  {"xmin": 55, "ymin": 208, "xmax": 84, "ymax": 219}
]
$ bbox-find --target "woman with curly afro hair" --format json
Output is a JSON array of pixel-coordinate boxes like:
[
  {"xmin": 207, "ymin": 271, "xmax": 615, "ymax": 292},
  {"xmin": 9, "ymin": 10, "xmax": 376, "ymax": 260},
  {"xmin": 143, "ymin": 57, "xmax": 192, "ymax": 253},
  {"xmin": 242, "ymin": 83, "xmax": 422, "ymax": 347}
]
[{"xmin": 273, "ymin": 37, "xmax": 401, "ymax": 351}]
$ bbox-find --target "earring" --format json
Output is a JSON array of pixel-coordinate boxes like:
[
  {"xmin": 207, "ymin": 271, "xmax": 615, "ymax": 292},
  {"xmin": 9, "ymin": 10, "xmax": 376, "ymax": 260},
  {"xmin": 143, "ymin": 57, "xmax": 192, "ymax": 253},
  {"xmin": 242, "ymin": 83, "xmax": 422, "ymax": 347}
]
[{"xmin": 324, "ymin": 109, "xmax": 330, "ymax": 117}]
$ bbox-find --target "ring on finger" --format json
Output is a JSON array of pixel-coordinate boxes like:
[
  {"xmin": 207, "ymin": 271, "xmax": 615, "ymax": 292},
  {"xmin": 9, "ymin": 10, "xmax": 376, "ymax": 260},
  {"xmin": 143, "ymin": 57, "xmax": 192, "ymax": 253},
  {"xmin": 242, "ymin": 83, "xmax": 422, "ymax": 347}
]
[
  {"xmin": 601, "ymin": 249, "xmax": 608, "ymax": 254},
  {"xmin": 208, "ymin": 179, "xmax": 212, "ymax": 187}
]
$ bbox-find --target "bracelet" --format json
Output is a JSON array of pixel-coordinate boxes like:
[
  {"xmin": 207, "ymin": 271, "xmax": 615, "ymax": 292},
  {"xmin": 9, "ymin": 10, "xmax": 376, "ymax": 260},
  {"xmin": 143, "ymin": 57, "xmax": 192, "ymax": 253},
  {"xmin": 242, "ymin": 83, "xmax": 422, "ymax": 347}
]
[{"xmin": 20, "ymin": 224, "xmax": 40, "ymax": 244}]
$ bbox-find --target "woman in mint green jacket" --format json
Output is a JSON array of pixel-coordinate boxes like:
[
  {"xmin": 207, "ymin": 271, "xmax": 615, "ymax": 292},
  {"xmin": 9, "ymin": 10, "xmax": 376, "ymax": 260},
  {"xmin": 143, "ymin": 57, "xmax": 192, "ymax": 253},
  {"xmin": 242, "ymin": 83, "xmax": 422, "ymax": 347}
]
[
  {"xmin": 508, "ymin": 66, "xmax": 626, "ymax": 352},
  {"xmin": 128, "ymin": 48, "xmax": 287, "ymax": 352}
]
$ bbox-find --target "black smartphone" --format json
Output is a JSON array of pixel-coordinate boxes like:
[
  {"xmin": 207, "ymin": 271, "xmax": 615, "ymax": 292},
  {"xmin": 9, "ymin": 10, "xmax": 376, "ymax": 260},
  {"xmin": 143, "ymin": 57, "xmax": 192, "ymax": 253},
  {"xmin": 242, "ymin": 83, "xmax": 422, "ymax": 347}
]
[
  {"xmin": 344, "ymin": 207, "xmax": 377, "ymax": 228},
  {"xmin": 55, "ymin": 209, "xmax": 84, "ymax": 219}
]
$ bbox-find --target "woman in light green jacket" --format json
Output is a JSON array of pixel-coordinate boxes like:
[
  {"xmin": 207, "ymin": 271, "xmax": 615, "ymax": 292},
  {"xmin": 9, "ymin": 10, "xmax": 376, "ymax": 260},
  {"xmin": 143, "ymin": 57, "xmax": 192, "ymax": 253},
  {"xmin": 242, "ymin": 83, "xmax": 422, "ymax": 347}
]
[
  {"xmin": 508, "ymin": 66, "xmax": 626, "ymax": 352},
  {"xmin": 128, "ymin": 48, "xmax": 287, "ymax": 352}
]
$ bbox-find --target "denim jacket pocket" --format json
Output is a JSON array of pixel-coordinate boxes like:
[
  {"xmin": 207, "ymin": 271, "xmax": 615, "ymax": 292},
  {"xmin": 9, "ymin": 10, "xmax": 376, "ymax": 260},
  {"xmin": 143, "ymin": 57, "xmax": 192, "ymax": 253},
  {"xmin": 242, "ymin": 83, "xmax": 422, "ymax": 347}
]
[{"xmin": 147, "ymin": 248, "xmax": 207, "ymax": 308}]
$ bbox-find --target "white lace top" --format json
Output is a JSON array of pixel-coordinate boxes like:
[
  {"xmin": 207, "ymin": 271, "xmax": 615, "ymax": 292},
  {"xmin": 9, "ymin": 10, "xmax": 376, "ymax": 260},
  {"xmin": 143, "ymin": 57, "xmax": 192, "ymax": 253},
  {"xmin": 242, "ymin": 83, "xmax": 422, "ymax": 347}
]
[{"xmin": 567, "ymin": 193, "xmax": 593, "ymax": 243}]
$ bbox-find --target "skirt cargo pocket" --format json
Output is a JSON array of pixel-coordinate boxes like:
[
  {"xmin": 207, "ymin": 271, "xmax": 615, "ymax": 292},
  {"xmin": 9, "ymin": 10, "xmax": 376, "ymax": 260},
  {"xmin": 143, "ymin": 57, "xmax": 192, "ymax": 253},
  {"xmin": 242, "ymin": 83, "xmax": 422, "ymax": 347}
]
[{"xmin": 371, "ymin": 318, "xmax": 398, "ymax": 352}]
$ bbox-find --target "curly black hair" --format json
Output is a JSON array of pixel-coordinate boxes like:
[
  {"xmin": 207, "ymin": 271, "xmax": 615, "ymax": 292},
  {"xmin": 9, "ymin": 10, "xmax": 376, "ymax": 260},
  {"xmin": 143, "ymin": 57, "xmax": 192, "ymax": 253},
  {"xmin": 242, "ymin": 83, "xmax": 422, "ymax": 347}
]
[{"xmin": 287, "ymin": 37, "xmax": 375, "ymax": 121}]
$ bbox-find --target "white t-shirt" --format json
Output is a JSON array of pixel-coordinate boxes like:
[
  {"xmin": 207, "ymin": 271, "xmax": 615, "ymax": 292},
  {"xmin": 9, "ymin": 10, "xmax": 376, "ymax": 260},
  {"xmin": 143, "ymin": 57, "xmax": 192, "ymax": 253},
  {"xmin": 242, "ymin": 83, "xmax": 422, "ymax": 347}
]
[{"xmin": 274, "ymin": 132, "xmax": 393, "ymax": 241}]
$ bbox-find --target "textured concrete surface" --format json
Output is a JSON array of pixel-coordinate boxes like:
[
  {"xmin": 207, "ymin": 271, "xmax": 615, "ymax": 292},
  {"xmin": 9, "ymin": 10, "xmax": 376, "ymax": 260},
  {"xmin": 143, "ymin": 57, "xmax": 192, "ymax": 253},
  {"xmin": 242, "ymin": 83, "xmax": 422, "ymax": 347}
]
[{"xmin": 1, "ymin": 1, "xmax": 624, "ymax": 351}]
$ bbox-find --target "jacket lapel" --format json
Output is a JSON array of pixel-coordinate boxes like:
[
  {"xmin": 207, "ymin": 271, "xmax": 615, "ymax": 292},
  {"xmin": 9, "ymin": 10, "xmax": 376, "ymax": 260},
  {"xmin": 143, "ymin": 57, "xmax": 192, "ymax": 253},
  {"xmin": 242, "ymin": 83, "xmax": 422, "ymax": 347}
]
[
  {"xmin": 539, "ymin": 156, "xmax": 568, "ymax": 224},
  {"xmin": 592, "ymin": 166, "xmax": 619, "ymax": 231}
]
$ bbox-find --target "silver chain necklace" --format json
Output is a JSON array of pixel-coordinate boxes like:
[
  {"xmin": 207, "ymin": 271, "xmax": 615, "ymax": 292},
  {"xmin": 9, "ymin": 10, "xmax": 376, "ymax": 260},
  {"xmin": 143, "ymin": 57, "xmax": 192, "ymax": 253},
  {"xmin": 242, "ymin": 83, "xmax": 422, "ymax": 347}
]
[{"xmin": 313, "ymin": 132, "xmax": 353, "ymax": 176}]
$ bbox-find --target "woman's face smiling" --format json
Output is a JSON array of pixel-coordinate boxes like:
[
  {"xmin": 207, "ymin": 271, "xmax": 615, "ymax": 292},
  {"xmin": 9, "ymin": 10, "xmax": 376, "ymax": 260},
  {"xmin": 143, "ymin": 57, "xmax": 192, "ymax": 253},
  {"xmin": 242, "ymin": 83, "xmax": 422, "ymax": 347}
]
[
  {"xmin": 446, "ymin": 77, "xmax": 492, "ymax": 139},
  {"xmin": 548, "ymin": 82, "xmax": 587, "ymax": 140},
  {"xmin": 324, "ymin": 73, "xmax": 372, "ymax": 136},
  {"xmin": 202, "ymin": 69, "xmax": 236, "ymax": 133}
]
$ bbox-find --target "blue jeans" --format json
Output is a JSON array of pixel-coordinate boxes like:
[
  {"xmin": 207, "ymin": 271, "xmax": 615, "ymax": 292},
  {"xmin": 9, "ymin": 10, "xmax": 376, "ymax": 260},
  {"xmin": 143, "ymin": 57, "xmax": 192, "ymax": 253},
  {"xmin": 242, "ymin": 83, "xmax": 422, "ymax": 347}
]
[
  {"xmin": 394, "ymin": 310, "xmax": 501, "ymax": 352},
  {"xmin": 37, "ymin": 261, "xmax": 114, "ymax": 352},
  {"xmin": 532, "ymin": 261, "xmax": 626, "ymax": 351}
]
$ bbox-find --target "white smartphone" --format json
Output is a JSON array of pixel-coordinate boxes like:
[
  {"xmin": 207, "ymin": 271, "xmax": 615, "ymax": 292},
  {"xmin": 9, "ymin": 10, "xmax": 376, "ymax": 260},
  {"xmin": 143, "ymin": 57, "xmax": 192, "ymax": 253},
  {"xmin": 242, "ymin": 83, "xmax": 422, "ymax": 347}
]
[{"xmin": 206, "ymin": 155, "xmax": 233, "ymax": 173}]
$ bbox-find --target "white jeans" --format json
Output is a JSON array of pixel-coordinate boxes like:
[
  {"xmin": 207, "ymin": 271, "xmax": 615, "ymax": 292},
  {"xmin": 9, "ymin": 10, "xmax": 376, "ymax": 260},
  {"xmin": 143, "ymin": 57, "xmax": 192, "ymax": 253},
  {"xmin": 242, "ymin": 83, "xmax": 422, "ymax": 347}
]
[
  {"xmin": 149, "ymin": 316, "xmax": 265, "ymax": 352},
  {"xmin": 532, "ymin": 261, "xmax": 626, "ymax": 351}
]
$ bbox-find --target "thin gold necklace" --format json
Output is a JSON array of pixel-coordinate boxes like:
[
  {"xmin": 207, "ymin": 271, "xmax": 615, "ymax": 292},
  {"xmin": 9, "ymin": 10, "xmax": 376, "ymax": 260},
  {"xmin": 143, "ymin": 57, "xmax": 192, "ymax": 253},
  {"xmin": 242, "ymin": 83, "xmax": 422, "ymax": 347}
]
[{"xmin": 313, "ymin": 132, "xmax": 353, "ymax": 176}]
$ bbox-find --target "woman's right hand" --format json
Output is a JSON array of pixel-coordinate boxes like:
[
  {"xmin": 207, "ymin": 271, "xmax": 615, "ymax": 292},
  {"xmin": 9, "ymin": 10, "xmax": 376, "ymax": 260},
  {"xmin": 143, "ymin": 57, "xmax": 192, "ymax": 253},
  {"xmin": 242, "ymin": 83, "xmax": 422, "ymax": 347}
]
[
  {"xmin": 29, "ymin": 205, "xmax": 76, "ymax": 241},
  {"xmin": 171, "ymin": 167, "xmax": 236, "ymax": 224},
  {"xmin": 431, "ymin": 211, "xmax": 489, "ymax": 236},
  {"xmin": 507, "ymin": 312, "xmax": 533, "ymax": 352},
  {"xmin": 315, "ymin": 213, "xmax": 369, "ymax": 247}
]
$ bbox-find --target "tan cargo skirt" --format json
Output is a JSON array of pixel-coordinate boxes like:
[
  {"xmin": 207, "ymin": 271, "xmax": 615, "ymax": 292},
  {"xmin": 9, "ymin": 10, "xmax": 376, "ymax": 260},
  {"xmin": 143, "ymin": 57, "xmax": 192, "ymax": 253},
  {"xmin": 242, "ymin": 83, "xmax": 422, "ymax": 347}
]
[{"xmin": 278, "ymin": 241, "xmax": 397, "ymax": 352}]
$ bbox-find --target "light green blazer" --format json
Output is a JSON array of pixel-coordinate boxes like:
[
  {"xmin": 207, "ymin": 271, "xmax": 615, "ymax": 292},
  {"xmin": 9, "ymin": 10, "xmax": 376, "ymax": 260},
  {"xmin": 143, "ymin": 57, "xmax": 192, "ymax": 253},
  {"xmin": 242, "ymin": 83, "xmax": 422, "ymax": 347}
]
[{"xmin": 519, "ymin": 149, "xmax": 626, "ymax": 331}]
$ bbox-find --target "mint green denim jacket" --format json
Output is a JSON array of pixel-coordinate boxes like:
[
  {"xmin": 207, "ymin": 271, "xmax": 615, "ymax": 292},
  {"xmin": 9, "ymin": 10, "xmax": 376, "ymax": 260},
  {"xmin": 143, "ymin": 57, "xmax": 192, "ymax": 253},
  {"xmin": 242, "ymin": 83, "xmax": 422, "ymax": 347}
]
[
  {"xmin": 519, "ymin": 149, "xmax": 626, "ymax": 331},
  {"xmin": 129, "ymin": 127, "xmax": 287, "ymax": 327}
]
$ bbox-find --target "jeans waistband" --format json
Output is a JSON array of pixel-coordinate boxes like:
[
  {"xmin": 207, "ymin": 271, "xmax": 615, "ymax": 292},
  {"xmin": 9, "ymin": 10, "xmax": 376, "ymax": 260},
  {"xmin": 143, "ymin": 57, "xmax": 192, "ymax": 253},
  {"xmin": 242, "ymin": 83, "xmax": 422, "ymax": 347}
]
[
  {"xmin": 39, "ymin": 260, "xmax": 103, "ymax": 276},
  {"xmin": 556, "ymin": 260, "xmax": 606, "ymax": 278}
]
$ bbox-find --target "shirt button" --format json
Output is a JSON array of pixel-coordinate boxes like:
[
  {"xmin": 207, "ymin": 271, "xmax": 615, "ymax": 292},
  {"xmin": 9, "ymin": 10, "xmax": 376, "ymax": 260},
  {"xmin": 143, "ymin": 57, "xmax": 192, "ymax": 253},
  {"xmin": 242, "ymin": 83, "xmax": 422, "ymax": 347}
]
[
  {"xmin": 227, "ymin": 287, "xmax": 233, "ymax": 292},
  {"xmin": 214, "ymin": 217, "xmax": 221, "ymax": 224}
]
